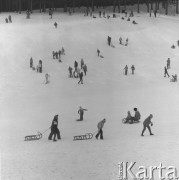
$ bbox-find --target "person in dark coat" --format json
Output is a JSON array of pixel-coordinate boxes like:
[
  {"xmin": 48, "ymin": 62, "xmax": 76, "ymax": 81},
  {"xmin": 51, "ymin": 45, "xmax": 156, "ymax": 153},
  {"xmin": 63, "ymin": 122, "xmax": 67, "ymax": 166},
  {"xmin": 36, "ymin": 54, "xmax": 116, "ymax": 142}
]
[
  {"xmin": 95, "ymin": 119, "xmax": 106, "ymax": 140},
  {"xmin": 107, "ymin": 36, "xmax": 111, "ymax": 46},
  {"xmin": 74, "ymin": 61, "xmax": 78, "ymax": 71},
  {"xmin": 30, "ymin": 57, "xmax": 33, "ymax": 68},
  {"xmin": 141, "ymin": 114, "xmax": 154, "ymax": 136},
  {"xmin": 131, "ymin": 65, "xmax": 135, "ymax": 74},
  {"xmin": 38, "ymin": 60, "xmax": 42, "ymax": 73},
  {"xmin": 5, "ymin": 18, "xmax": 8, "ymax": 23},
  {"xmin": 167, "ymin": 58, "xmax": 170, "ymax": 69},
  {"xmin": 124, "ymin": 65, "xmax": 128, "ymax": 75},
  {"xmin": 154, "ymin": 10, "xmax": 157, "ymax": 18},
  {"xmin": 52, "ymin": 51, "xmax": 55, "ymax": 59},
  {"xmin": 68, "ymin": 66, "xmax": 73, "ymax": 78},
  {"xmin": 81, "ymin": 58, "xmax": 84, "ymax": 69},
  {"xmin": 99, "ymin": 11, "xmax": 101, "ymax": 17},
  {"xmin": 8, "ymin": 15, "xmax": 12, "ymax": 23},
  {"xmin": 48, "ymin": 115, "xmax": 61, "ymax": 141},
  {"xmin": 78, "ymin": 107, "xmax": 87, "ymax": 121},
  {"xmin": 83, "ymin": 64, "xmax": 87, "ymax": 76},
  {"xmin": 78, "ymin": 72, "xmax": 83, "ymax": 84},
  {"xmin": 164, "ymin": 66, "xmax": 170, "ymax": 77},
  {"xmin": 119, "ymin": 37, "xmax": 123, "ymax": 45},
  {"xmin": 54, "ymin": 22, "xmax": 58, "ymax": 28},
  {"xmin": 131, "ymin": 108, "xmax": 141, "ymax": 123},
  {"xmin": 97, "ymin": 49, "xmax": 100, "ymax": 56}
]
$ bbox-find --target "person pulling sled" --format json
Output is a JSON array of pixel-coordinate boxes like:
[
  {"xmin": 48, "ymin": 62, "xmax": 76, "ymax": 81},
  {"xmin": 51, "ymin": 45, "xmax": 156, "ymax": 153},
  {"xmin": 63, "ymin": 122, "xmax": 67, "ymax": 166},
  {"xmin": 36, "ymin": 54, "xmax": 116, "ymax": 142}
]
[{"xmin": 48, "ymin": 115, "xmax": 61, "ymax": 141}]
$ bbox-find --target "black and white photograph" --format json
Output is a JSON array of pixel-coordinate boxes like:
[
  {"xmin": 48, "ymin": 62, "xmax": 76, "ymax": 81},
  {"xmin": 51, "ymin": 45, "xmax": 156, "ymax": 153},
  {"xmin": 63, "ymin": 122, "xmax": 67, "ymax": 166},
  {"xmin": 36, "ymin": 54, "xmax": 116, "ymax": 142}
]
[{"xmin": 0, "ymin": 0, "xmax": 179, "ymax": 180}]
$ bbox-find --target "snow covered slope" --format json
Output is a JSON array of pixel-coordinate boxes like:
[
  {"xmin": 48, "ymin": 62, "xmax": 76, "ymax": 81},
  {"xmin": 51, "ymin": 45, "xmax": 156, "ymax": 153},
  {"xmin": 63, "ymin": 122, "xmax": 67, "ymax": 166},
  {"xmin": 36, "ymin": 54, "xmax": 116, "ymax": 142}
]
[{"xmin": 0, "ymin": 11, "xmax": 179, "ymax": 180}]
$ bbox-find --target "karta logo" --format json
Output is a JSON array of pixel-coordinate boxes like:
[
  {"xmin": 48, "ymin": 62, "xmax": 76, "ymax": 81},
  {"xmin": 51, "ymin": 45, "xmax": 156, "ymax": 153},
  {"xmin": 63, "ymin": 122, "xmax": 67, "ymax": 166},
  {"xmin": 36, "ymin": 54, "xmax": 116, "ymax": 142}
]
[{"xmin": 118, "ymin": 162, "xmax": 179, "ymax": 180}]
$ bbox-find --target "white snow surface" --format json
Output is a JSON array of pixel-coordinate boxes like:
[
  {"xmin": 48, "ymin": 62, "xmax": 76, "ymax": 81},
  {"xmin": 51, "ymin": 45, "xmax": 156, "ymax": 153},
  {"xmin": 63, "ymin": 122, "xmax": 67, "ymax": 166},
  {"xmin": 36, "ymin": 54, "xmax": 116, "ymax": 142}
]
[{"xmin": 0, "ymin": 10, "xmax": 179, "ymax": 180}]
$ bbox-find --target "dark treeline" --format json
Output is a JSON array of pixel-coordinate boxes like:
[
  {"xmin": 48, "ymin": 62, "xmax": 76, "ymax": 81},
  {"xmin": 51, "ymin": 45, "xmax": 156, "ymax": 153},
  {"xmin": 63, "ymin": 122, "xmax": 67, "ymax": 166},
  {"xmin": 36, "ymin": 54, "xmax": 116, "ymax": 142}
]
[{"xmin": 0, "ymin": 0, "xmax": 178, "ymax": 14}]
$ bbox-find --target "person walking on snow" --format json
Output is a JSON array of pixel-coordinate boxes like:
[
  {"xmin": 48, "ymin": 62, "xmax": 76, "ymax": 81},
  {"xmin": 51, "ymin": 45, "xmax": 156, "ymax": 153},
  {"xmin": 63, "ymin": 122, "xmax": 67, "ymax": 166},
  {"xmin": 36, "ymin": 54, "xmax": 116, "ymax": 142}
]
[
  {"xmin": 141, "ymin": 114, "xmax": 154, "ymax": 136},
  {"xmin": 95, "ymin": 119, "xmax": 106, "ymax": 140},
  {"xmin": 78, "ymin": 107, "xmax": 87, "ymax": 121},
  {"xmin": 164, "ymin": 66, "xmax": 170, "ymax": 77},
  {"xmin": 78, "ymin": 72, "xmax": 83, "ymax": 84},
  {"xmin": 48, "ymin": 115, "xmax": 61, "ymax": 141}
]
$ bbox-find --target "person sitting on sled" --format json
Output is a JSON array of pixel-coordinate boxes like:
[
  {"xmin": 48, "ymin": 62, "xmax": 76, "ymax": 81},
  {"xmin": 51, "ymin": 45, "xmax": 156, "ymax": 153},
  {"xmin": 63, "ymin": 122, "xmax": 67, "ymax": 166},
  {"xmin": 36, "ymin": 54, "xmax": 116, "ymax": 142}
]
[
  {"xmin": 131, "ymin": 108, "xmax": 141, "ymax": 123},
  {"xmin": 124, "ymin": 111, "xmax": 132, "ymax": 123},
  {"xmin": 170, "ymin": 74, "xmax": 177, "ymax": 82}
]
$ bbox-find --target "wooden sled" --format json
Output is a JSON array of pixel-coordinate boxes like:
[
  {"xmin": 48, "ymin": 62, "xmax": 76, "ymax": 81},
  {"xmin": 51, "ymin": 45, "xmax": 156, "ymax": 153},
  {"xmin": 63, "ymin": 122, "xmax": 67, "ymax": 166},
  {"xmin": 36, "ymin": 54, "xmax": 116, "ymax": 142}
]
[
  {"xmin": 73, "ymin": 133, "xmax": 93, "ymax": 141},
  {"xmin": 25, "ymin": 132, "xmax": 42, "ymax": 141}
]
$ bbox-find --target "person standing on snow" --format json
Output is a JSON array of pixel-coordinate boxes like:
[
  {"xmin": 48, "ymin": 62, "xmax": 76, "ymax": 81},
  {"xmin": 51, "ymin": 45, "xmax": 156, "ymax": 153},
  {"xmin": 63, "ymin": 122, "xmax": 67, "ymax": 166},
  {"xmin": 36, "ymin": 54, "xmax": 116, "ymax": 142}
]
[
  {"xmin": 38, "ymin": 60, "xmax": 42, "ymax": 73},
  {"xmin": 81, "ymin": 58, "xmax": 84, "ymax": 69},
  {"xmin": 141, "ymin": 114, "xmax": 154, "ymax": 136},
  {"xmin": 78, "ymin": 107, "xmax": 87, "ymax": 121},
  {"xmin": 48, "ymin": 115, "xmax": 61, "ymax": 141},
  {"xmin": 97, "ymin": 49, "xmax": 100, "ymax": 57},
  {"xmin": 95, "ymin": 119, "xmax": 106, "ymax": 140},
  {"xmin": 68, "ymin": 66, "xmax": 73, "ymax": 78},
  {"xmin": 124, "ymin": 65, "xmax": 128, "ymax": 75},
  {"xmin": 74, "ymin": 61, "xmax": 78, "ymax": 71},
  {"xmin": 83, "ymin": 64, "xmax": 87, "ymax": 76},
  {"xmin": 107, "ymin": 36, "xmax": 111, "ymax": 46},
  {"xmin": 54, "ymin": 22, "xmax": 58, "ymax": 28},
  {"xmin": 131, "ymin": 65, "xmax": 135, "ymax": 74},
  {"xmin": 45, "ymin": 73, "xmax": 50, "ymax": 84},
  {"xmin": 30, "ymin": 57, "xmax": 33, "ymax": 68},
  {"xmin": 167, "ymin": 58, "xmax": 170, "ymax": 69}
]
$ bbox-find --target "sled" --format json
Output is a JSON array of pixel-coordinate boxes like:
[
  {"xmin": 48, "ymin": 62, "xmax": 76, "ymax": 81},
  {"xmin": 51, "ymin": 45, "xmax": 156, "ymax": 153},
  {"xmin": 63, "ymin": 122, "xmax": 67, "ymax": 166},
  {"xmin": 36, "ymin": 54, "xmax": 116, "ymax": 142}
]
[
  {"xmin": 73, "ymin": 133, "xmax": 93, "ymax": 141},
  {"xmin": 99, "ymin": 55, "xmax": 104, "ymax": 58},
  {"xmin": 24, "ymin": 132, "xmax": 42, "ymax": 141},
  {"xmin": 122, "ymin": 118, "xmax": 140, "ymax": 124}
]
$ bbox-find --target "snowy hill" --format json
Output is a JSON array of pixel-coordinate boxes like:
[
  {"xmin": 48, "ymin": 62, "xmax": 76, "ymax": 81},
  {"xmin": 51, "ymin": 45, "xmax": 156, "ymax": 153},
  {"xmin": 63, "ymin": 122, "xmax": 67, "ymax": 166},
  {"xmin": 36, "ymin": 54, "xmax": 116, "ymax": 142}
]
[{"xmin": 0, "ymin": 10, "xmax": 179, "ymax": 180}]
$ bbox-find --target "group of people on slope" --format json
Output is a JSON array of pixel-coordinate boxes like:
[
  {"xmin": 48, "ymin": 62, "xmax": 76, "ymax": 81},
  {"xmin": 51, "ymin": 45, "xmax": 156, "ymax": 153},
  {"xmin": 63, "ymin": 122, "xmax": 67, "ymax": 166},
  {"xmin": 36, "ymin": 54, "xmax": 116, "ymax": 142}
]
[
  {"xmin": 48, "ymin": 107, "xmax": 154, "ymax": 142},
  {"xmin": 164, "ymin": 58, "xmax": 177, "ymax": 82},
  {"xmin": 124, "ymin": 108, "xmax": 154, "ymax": 136},
  {"xmin": 124, "ymin": 65, "xmax": 135, "ymax": 75}
]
